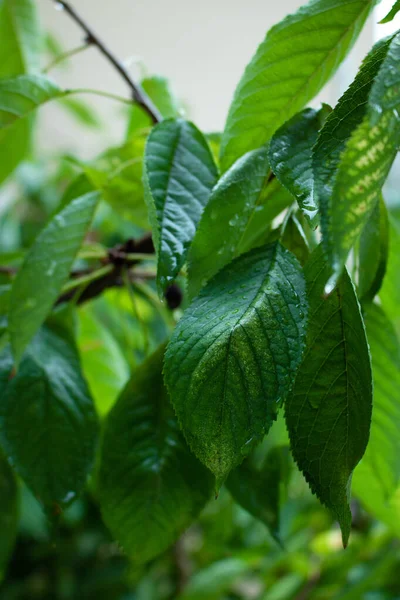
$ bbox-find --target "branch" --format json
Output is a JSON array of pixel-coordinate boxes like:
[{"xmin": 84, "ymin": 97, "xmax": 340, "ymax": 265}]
[{"xmin": 51, "ymin": 0, "xmax": 162, "ymax": 124}]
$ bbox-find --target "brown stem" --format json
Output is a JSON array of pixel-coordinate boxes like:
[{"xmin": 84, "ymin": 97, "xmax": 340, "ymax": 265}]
[{"xmin": 51, "ymin": 0, "xmax": 162, "ymax": 124}]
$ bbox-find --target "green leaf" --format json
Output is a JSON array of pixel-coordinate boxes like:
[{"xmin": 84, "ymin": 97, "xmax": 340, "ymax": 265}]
[
  {"xmin": 98, "ymin": 345, "xmax": 213, "ymax": 564},
  {"xmin": 0, "ymin": 453, "xmax": 18, "ymax": 575},
  {"xmin": 0, "ymin": 75, "xmax": 63, "ymax": 129},
  {"xmin": 188, "ymin": 147, "xmax": 270, "ymax": 298},
  {"xmin": 220, "ymin": 0, "xmax": 375, "ymax": 172},
  {"xmin": 380, "ymin": 0, "xmax": 400, "ymax": 23},
  {"xmin": 77, "ymin": 307, "xmax": 130, "ymax": 417},
  {"xmin": 379, "ymin": 216, "xmax": 400, "ymax": 327},
  {"xmin": 0, "ymin": 0, "xmax": 41, "ymax": 183},
  {"xmin": 127, "ymin": 75, "xmax": 181, "ymax": 137},
  {"xmin": 315, "ymin": 34, "xmax": 399, "ymax": 291},
  {"xmin": 8, "ymin": 191, "xmax": 100, "ymax": 365},
  {"xmin": 165, "ymin": 242, "xmax": 308, "ymax": 486},
  {"xmin": 58, "ymin": 96, "xmax": 102, "ymax": 129},
  {"xmin": 269, "ymin": 105, "xmax": 331, "ymax": 223},
  {"xmin": 358, "ymin": 196, "xmax": 389, "ymax": 304},
  {"xmin": 0, "ymin": 326, "xmax": 98, "ymax": 509},
  {"xmin": 85, "ymin": 137, "xmax": 149, "ymax": 228},
  {"xmin": 144, "ymin": 119, "xmax": 218, "ymax": 293},
  {"xmin": 356, "ymin": 304, "xmax": 400, "ymax": 498},
  {"xmin": 181, "ymin": 558, "xmax": 249, "ymax": 600},
  {"xmin": 285, "ymin": 246, "xmax": 372, "ymax": 547},
  {"xmin": 227, "ymin": 446, "xmax": 291, "ymax": 544}
]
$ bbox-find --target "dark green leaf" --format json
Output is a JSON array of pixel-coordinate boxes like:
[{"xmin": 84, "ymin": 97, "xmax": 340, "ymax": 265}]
[
  {"xmin": 165, "ymin": 242, "xmax": 308, "ymax": 486},
  {"xmin": 220, "ymin": 0, "xmax": 376, "ymax": 171},
  {"xmin": 357, "ymin": 304, "xmax": 400, "ymax": 498},
  {"xmin": 227, "ymin": 446, "xmax": 291, "ymax": 544},
  {"xmin": 0, "ymin": 453, "xmax": 18, "ymax": 575},
  {"xmin": 98, "ymin": 345, "xmax": 213, "ymax": 564},
  {"xmin": 188, "ymin": 147, "xmax": 270, "ymax": 298},
  {"xmin": 8, "ymin": 191, "xmax": 100, "ymax": 365},
  {"xmin": 0, "ymin": 75, "xmax": 63, "ymax": 129},
  {"xmin": 285, "ymin": 246, "xmax": 372, "ymax": 546},
  {"xmin": 144, "ymin": 119, "xmax": 218, "ymax": 293},
  {"xmin": 0, "ymin": 326, "xmax": 98, "ymax": 508},
  {"xmin": 315, "ymin": 35, "xmax": 398, "ymax": 291},
  {"xmin": 269, "ymin": 105, "xmax": 331, "ymax": 223},
  {"xmin": 380, "ymin": 0, "xmax": 400, "ymax": 23},
  {"xmin": 358, "ymin": 196, "xmax": 389, "ymax": 303}
]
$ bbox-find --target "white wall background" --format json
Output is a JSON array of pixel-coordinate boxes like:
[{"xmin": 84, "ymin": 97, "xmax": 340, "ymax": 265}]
[{"xmin": 36, "ymin": 0, "xmax": 393, "ymax": 159}]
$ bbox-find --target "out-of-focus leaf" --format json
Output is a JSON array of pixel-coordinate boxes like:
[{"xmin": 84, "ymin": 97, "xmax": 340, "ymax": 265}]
[
  {"xmin": 144, "ymin": 118, "xmax": 218, "ymax": 293},
  {"xmin": 165, "ymin": 243, "xmax": 308, "ymax": 486},
  {"xmin": 8, "ymin": 191, "xmax": 100, "ymax": 365},
  {"xmin": 227, "ymin": 446, "xmax": 291, "ymax": 544},
  {"xmin": 269, "ymin": 105, "xmax": 331, "ymax": 223},
  {"xmin": 78, "ymin": 307, "xmax": 130, "ymax": 417},
  {"xmin": 127, "ymin": 75, "xmax": 181, "ymax": 136},
  {"xmin": 353, "ymin": 304, "xmax": 400, "ymax": 500},
  {"xmin": 380, "ymin": 0, "xmax": 400, "ymax": 23},
  {"xmin": 358, "ymin": 196, "xmax": 389, "ymax": 304},
  {"xmin": 98, "ymin": 346, "xmax": 213, "ymax": 565},
  {"xmin": 0, "ymin": 326, "xmax": 98, "ymax": 509},
  {"xmin": 220, "ymin": 0, "xmax": 376, "ymax": 171},
  {"xmin": 379, "ymin": 216, "xmax": 400, "ymax": 328},
  {"xmin": 0, "ymin": 453, "xmax": 18, "ymax": 575},
  {"xmin": 58, "ymin": 96, "xmax": 102, "ymax": 128},
  {"xmin": 0, "ymin": 75, "xmax": 63, "ymax": 129},
  {"xmin": 285, "ymin": 246, "xmax": 372, "ymax": 547},
  {"xmin": 181, "ymin": 558, "xmax": 249, "ymax": 600},
  {"xmin": 280, "ymin": 213, "xmax": 310, "ymax": 266}
]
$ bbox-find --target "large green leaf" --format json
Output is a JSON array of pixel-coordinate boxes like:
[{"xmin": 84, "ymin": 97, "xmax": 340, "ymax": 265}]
[
  {"xmin": 353, "ymin": 304, "xmax": 400, "ymax": 499},
  {"xmin": 165, "ymin": 242, "xmax": 308, "ymax": 486},
  {"xmin": 220, "ymin": 0, "xmax": 375, "ymax": 171},
  {"xmin": 98, "ymin": 346, "xmax": 213, "ymax": 564},
  {"xmin": 0, "ymin": 0, "xmax": 41, "ymax": 183},
  {"xmin": 8, "ymin": 191, "xmax": 100, "ymax": 365},
  {"xmin": 0, "ymin": 326, "xmax": 98, "ymax": 509},
  {"xmin": 358, "ymin": 196, "xmax": 389, "ymax": 304},
  {"xmin": 379, "ymin": 216, "xmax": 400, "ymax": 327},
  {"xmin": 227, "ymin": 445, "xmax": 291, "ymax": 544},
  {"xmin": 144, "ymin": 118, "xmax": 218, "ymax": 293},
  {"xmin": 269, "ymin": 105, "xmax": 331, "ymax": 223},
  {"xmin": 380, "ymin": 0, "xmax": 400, "ymax": 23},
  {"xmin": 285, "ymin": 246, "xmax": 372, "ymax": 547},
  {"xmin": 0, "ymin": 453, "xmax": 18, "ymax": 575},
  {"xmin": 0, "ymin": 75, "xmax": 63, "ymax": 129},
  {"xmin": 315, "ymin": 35, "xmax": 399, "ymax": 291},
  {"xmin": 188, "ymin": 147, "xmax": 270, "ymax": 298}
]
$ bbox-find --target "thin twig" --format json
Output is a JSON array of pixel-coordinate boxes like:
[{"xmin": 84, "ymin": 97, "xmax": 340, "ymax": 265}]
[
  {"xmin": 51, "ymin": 0, "xmax": 161, "ymax": 123},
  {"xmin": 44, "ymin": 42, "xmax": 92, "ymax": 73}
]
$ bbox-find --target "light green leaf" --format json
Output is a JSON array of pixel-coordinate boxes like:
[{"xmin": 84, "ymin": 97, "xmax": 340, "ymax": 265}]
[
  {"xmin": 181, "ymin": 558, "xmax": 249, "ymax": 600},
  {"xmin": 127, "ymin": 75, "xmax": 181, "ymax": 137},
  {"xmin": 379, "ymin": 216, "xmax": 400, "ymax": 327},
  {"xmin": 285, "ymin": 246, "xmax": 372, "ymax": 547},
  {"xmin": 144, "ymin": 118, "xmax": 218, "ymax": 293},
  {"xmin": 0, "ymin": 0, "xmax": 41, "ymax": 183},
  {"xmin": 0, "ymin": 453, "xmax": 18, "ymax": 575},
  {"xmin": 165, "ymin": 242, "xmax": 308, "ymax": 486},
  {"xmin": 0, "ymin": 326, "xmax": 98, "ymax": 508},
  {"xmin": 98, "ymin": 346, "xmax": 213, "ymax": 565},
  {"xmin": 188, "ymin": 147, "xmax": 270, "ymax": 298},
  {"xmin": 315, "ymin": 34, "xmax": 399, "ymax": 291},
  {"xmin": 220, "ymin": 0, "xmax": 375, "ymax": 172},
  {"xmin": 358, "ymin": 196, "xmax": 389, "ymax": 304},
  {"xmin": 380, "ymin": 0, "xmax": 400, "ymax": 23},
  {"xmin": 8, "ymin": 191, "xmax": 100, "ymax": 365},
  {"xmin": 0, "ymin": 75, "xmax": 63, "ymax": 129},
  {"xmin": 58, "ymin": 96, "xmax": 102, "ymax": 129},
  {"xmin": 355, "ymin": 304, "xmax": 400, "ymax": 499},
  {"xmin": 78, "ymin": 307, "xmax": 130, "ymax": 417},
  {"xmin": 269, "ymin": 105, "xmax": 331, "ymax": 223},
  {"xmin": 227, "ymin": 445, "xmax": 291, "ymax": 544}
]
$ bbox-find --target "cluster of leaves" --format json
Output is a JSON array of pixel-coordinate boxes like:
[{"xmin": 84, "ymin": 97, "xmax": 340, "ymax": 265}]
[{"xmin": 1, "ymin": 0, "xmax": 400, "ymax": 594}]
